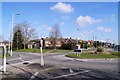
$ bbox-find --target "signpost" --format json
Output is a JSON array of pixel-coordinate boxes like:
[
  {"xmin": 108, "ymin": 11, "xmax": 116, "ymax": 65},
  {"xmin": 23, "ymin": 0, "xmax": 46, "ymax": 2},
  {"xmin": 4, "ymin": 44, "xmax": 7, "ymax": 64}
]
[{"xmin": 40, "ymin": 39, "xmax": 44, "ymax": 66}]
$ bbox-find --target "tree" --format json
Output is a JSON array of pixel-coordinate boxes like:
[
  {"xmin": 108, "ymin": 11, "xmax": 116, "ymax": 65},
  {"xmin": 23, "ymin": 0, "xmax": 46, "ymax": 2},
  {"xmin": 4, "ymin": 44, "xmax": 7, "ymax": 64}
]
[
  {"xmin": 14, "ymin": 21, "xmax": 37, "ymax": 49},
  {"xmin": 61, "ymin": 41, "xmax": 76, "ymax": 50},
  {"xmin": 49, "ymin": 24, "xmax": 62, "ymax": 50},
  {"xmin": 12, "ymin": 29, "xmax": 24, "ymax": 50}
]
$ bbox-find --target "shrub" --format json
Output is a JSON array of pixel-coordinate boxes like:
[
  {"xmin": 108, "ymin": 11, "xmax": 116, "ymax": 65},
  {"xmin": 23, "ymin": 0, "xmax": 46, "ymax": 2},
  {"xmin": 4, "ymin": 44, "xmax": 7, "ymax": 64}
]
[
  {"xmin": 61, "ymin": 42, "xmax": 76, "ymax": 50},
  {"xmin": 97, "ymin": 47, "xmax": 103, "ymax": 53}
]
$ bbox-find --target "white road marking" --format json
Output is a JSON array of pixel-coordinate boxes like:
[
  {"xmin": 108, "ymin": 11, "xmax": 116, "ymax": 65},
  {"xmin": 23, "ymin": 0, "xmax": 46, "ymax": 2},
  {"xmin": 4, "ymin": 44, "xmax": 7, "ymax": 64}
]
[
  {"xmin": 0, "ymin": 66, "xmax": 3, "ymax": 70},
  {"xmin": 19, "ymin": 56, "xmax": 25, "ymax": 62},
  {"xmin": 69, "ymin": 69, "xmax": 74, "ymax": 73},
  {"xmin": 29, "ymin": 72, "xmax": 39, "ymax": 80},
  {"xmin": 61, "ymin": 67, "xmax": 67, "ymax": 69},
  {"xmin": 7, "ymin": 57, "xmax": 21, "ymax": 61},
  {"xmin": 53, "ymin": 56, "xmax": 56, "ymax": 58},
  {"xmin": 52, "ymin": 70, "xmax": 91, "ymax": 79},
  {"xmin": 40, "ymin": 67, "xmax": 53, "ymax": 72}
]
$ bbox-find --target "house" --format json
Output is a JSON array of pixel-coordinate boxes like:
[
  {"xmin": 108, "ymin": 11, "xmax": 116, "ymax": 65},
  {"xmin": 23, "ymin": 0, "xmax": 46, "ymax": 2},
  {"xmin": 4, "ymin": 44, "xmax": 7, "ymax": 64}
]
[
  {"xmin": 27, "ymin": 39, "xmax": 41, "ymax": 49},
  {"xmin": 27, "ymin": 37, "xmax": 95, "ymax": 49},
  {"xmin": 87, "ymin": 40, "xmax": 94, "ymax": 46},
  {"xmin": 27, "ymin": 41, "xmax": 33, "ymax": 49},
  {"xmin": 43, "ymin": 38, "xmax": 62, "ymax": 48},
  {"xmin": 0, "ymin": 41, "xmax": 9, "ymax": 47}
]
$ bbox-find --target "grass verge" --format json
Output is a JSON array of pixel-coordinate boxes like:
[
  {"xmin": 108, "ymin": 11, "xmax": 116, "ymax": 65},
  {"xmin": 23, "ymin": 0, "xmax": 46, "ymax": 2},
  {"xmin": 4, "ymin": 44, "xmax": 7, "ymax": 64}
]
[
  {"xmin": 15, "ymin": 49, "xmax": 72, "ymax": 53},
  {"xmin": 0, "ymin": 53, "xmax": 10, "ymax": 58},
  {"xmin": 66, "ymin": 52, "xmax": 120, "ymax": 59}
]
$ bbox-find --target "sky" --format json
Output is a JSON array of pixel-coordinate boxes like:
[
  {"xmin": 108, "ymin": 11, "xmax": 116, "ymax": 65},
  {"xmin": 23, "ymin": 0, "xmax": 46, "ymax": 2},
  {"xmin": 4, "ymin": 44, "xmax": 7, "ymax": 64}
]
[{"xmin": 2, "ymin": 2, "xmax": 118, "ymax": 44}]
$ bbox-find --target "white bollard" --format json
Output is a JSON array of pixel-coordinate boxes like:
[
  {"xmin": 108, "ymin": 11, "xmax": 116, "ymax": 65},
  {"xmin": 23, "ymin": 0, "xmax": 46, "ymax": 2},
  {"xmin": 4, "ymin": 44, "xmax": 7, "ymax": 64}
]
[
  {"xmin": 40, "ymin": 40, "xmax": 44, "ymax": 66},
  {"xmin": 3, "ymin": 45, "xmax": 6, "ymax": 72}
]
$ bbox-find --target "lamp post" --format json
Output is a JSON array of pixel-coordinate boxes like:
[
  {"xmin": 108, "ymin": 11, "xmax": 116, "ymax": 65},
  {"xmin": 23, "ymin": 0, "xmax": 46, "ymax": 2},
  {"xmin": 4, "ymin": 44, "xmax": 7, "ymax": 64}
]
[
  {"xmin": 93, "ymin": 33, "xmax": 94, "ymax": 50},
  {"xmin": 10, "ymin": 13, "xmax": 21, "ymax": 56}
]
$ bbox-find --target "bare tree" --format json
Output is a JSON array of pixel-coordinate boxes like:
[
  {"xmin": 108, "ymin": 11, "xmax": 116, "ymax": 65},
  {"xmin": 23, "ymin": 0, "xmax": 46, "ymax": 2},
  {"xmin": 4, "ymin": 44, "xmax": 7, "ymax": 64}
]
[
  {"xmin": 49, "ymin": 24, "xmax": 62, "ymax": 50},
  {"xmin": 14, "ymin": 21, "xmax": 37, "ymax": 49}
]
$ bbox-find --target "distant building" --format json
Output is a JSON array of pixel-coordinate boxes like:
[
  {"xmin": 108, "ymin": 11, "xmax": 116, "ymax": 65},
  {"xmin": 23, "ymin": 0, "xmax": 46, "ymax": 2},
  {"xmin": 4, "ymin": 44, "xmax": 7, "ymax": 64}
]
[
  {"xmin": 0, "ymin": 41, "xmax": 9, "ymax": 46},
  {"xmin": 27, "ymin": 37, "xmax": 78, "ymax": 49}
]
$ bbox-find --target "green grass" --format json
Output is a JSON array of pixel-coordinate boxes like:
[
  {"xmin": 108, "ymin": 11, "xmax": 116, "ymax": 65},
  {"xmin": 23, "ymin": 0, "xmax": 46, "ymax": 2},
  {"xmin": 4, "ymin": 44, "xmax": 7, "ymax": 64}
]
[
  {"xmin": 0, "ymin": 53, "xmax": 10, "ymax": 58},
  {"xmin": 66, "ymin": 52, "xmax": 120, "ymax": 59},
  {"xmin": 48, "ymin": 49, "xmax": 72, "ymax": 53},
  {"xmin": 15, "ymin": 49, "xmax": 72, "ymax": 53}
]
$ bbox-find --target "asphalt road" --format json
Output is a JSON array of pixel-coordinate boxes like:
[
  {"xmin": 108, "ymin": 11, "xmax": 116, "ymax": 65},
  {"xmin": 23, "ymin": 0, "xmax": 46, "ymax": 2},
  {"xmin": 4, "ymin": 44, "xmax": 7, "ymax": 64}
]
[{"xmin": 5, "ymin": 52, "xmax": 120, "ymax": 79}]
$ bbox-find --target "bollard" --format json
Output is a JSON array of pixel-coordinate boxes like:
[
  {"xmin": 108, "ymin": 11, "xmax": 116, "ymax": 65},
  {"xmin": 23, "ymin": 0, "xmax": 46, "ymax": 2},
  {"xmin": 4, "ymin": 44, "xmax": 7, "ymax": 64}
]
[{"xmin": 40, "ymin": 39, "xmax": 44, "ymax": 66}]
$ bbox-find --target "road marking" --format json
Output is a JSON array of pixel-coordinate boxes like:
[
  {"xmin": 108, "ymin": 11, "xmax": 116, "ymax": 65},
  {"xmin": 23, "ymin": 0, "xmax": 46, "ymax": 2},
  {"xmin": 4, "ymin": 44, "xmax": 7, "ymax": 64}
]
[
  {"xmin": 53, "ymin": 56, "xmax": 56, "ymax": 58},
  {"xmin": 51, "ymin": 70, "xmax": 91, "ymax": 79},
  {"xmin": 40, "ymin": 67, "xmax": 53, "ymax": 72},
  {"xmin": 19, "ymin": 56, "xmax": 25, "ymax": 62},
  {"xmin": 0, "ymin": 66, "xmax": 3, "ymax": 70},
  {"xmin": 61, "ymin": 67, "xmax": 67, "ymax": 69},
  {"xmin": 29, "ymin": 72, "xmax": 39, "ymax": 80},
  {"xmin": 69, "ymin": 69, "xmax": 74, "ymax": 73},
  {"xmin": 7, "ymin": 57, "xmax": 21, "ymax": 61}
]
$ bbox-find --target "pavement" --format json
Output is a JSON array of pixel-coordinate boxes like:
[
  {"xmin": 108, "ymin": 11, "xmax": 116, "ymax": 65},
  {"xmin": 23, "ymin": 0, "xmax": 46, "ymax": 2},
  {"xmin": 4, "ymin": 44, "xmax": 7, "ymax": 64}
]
[{"xmin": 0, "ymin": 52, "xmax": 120, "ymax": 80}]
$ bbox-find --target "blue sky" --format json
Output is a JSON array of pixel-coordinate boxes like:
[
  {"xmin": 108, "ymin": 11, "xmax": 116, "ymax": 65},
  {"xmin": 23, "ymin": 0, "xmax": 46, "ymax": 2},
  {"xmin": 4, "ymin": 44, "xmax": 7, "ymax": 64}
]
[{"xmin": 2, "ymin": 2, "xmax": 118, "ymax": 44}]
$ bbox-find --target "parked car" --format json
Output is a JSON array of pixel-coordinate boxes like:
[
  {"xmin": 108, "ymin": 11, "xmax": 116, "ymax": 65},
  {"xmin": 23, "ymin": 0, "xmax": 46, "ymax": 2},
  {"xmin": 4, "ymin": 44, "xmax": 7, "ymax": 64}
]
[{"xmin": 114, "ymin": 45, "xmax": 120, "ymax": 52}]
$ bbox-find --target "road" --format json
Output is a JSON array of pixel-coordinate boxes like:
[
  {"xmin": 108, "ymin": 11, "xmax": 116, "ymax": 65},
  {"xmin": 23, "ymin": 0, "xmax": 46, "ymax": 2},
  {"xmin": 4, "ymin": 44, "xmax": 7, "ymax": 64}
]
[{"xmin": 4, "ymin": 52, "xmax": 120, "ymax": 79}]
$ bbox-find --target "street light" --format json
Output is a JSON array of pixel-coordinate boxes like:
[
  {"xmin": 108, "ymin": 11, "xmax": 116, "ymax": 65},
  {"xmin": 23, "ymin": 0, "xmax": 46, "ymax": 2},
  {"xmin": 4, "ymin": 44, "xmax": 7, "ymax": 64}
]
[{"xmin": 10, "ymin": 13, "xmax": 21, "ymax": 56}]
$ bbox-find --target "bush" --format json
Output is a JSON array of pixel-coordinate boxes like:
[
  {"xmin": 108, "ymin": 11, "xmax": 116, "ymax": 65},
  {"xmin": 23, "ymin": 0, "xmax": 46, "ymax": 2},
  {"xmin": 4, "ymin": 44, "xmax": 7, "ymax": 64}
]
[
  {"xmin": 61, "ymin": 42, "xmax": 76, "ymax": 50},
  {"xmin": 97, "ymin": 47, "xmax": 103, "ymax": 53}
]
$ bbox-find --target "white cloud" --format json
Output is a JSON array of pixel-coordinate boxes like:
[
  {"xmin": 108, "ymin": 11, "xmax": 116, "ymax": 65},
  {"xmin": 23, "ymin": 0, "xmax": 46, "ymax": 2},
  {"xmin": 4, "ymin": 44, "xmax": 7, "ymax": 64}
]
[
  {"xmin": 50, "ymin": 2, "xmax": 74, "ymax": 14},
  {"xmin": 76, "ymin": 15, "xmax": 101, "ymax": 27},
  {"xmin": 97, "ymin": 26, "xmax": 111, "ymax": 33}
]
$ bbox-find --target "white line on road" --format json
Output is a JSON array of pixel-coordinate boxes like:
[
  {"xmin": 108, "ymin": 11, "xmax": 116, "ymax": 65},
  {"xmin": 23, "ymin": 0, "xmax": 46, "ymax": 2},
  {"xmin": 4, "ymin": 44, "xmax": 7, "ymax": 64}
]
[
  {"xmin": 53, "ymin": 56, "xmax": 56, "ymax": 58},
  {"xmin": 69, "ymin": 69, "xmax": 74, "ymax": 73},
  {"xmin": 61, "ymin": 67, "xmax": 67, "ymax": 69},
  {"xmin": 19, "ymin": 56, "xmax": 25, "ymax": 62},
  {"xmin": 40, "ymin": 67, "xmax": 53, "ymax": 72},
  {"xmin": 29, "ymin": 72, "xmax": 39, "ymax": 80},
  {"xmin": 52, "ymin": 70, "xmax": 91, "ymax": 79},
  {"xmin": 0, "ymin": 66, "xmax": 3, "ymax": 70},
  {"xmin": 7, "ymin": 57, "xmax": 21, "ymax": 61}
]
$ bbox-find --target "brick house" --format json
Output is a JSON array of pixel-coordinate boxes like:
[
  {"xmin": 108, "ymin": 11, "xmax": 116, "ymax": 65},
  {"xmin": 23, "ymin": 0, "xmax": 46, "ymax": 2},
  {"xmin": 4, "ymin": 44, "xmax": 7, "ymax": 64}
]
[
  {"xmin": 27, "ymin": 37, "xmax": 94, "ymax": 49},
  {"xmin": 43, "ymin": 38, "xmax": 62, "ymax": 48}
]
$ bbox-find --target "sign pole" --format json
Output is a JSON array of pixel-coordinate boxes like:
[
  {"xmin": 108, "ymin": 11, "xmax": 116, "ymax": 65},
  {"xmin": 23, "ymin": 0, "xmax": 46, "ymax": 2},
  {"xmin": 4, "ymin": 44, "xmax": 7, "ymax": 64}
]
[{"xmin": 40, "ymin": 39, "xmax": 44, "ymax": 66}]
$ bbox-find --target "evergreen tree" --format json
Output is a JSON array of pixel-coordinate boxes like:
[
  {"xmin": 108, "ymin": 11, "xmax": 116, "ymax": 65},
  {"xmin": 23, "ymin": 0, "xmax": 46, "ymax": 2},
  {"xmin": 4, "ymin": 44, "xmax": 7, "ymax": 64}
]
[{"xmin": 12, "ymin": 29, "xmax": 24, "ymax": 50}]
